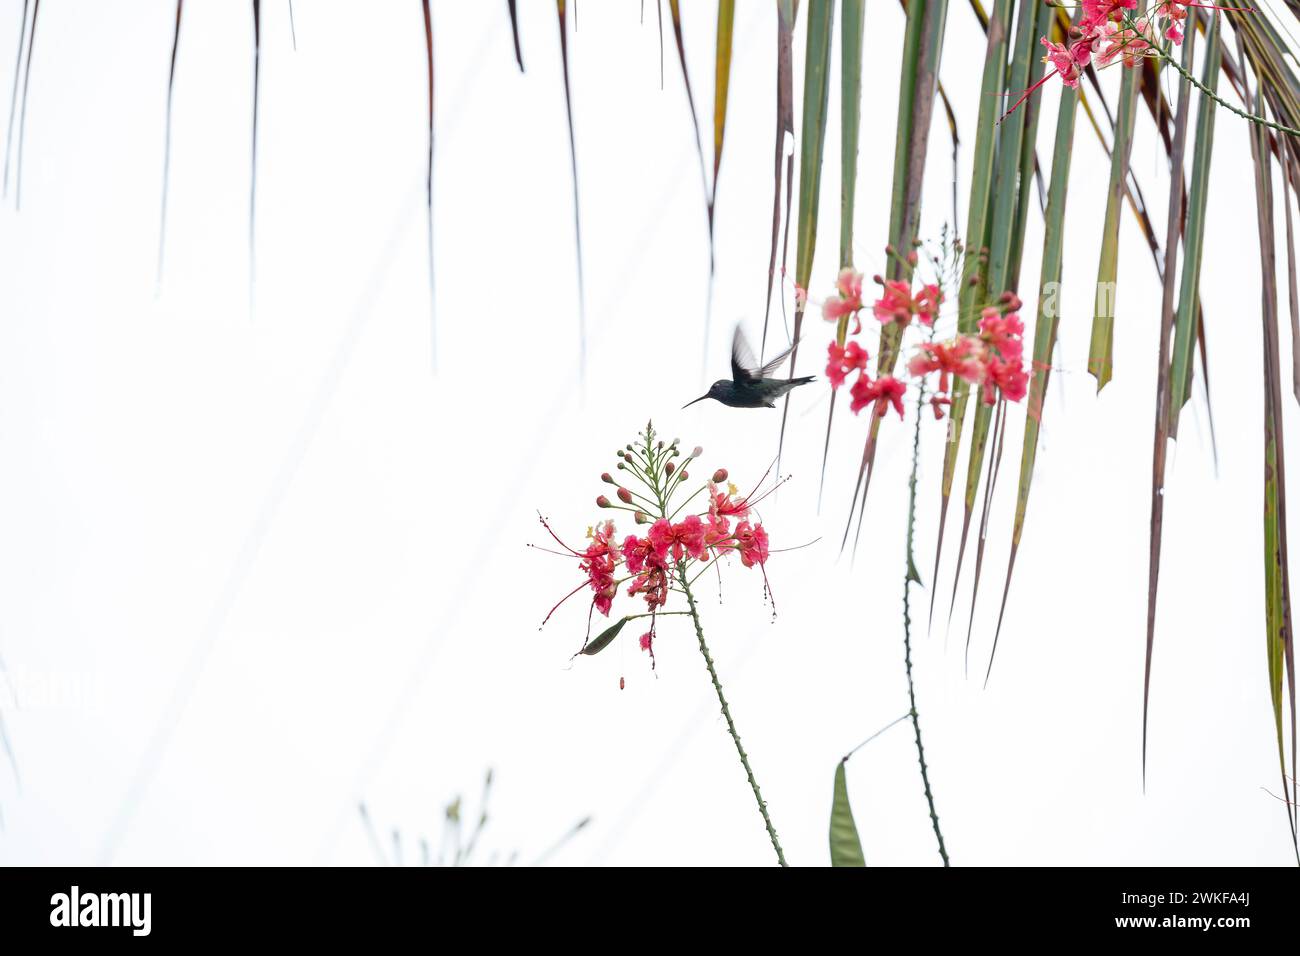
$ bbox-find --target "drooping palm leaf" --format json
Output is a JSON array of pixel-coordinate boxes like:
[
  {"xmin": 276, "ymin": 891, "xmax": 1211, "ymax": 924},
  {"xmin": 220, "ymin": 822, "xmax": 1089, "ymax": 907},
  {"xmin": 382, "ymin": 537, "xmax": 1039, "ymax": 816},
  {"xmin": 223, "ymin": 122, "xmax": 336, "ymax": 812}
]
[
  {"xmin": 842, "ymin": 0, "xmax": 950, "ymax": 554},
  {"xmin": 13, "ymin": 0, "xmax": 38, "ymax": 209},
  {"xmin": 506, "ymin": 0, "xmax": 524, "ymax": 71},
  {"xmin": 948, "ymin": 0, "xmax": 1039, "ymax": 637},
  {"xmin": 961, "ymin": 0, "xmax": 1051, "ymax": 660},
  {"xmin": 555, "ymin": 0, "xmax": 586, "ymax": 383},
  {"xmin": 1239, "ymin": 32, "xmax": 1299, "ymax": 859},
  {"xmin": 2, "ymin": 0, "xmax": 29, "ymax": 198},
  {"xmin": 928, "ymin": 0, "xmax": 1010, "ymax": 623},
  {"xmin": 1140, "ymin": 21, "xmax": 1197, "ymax": 782},
  {"xmin": 421, "ymin": 0, "xmax": 436, "ymax": 368},
  {"xmin": 775, "ymin": 0, "xmax": 834, "ymax": 472},
  {"xmin": 761, "ymin": 0, "xmax": 796, "ymax": 360},
  {"xmin": 817, "ymin": 0, "xmax": 866, "ymax": 509},
  {"xmin": 989, "ymin": 83, "xmax": 1079, "ymax": 679},
  {"xmin": 250, "ymin": 0, "xmax": 261, "ymax": 287},
  {"xmin": 1086, "ymin": 64, "xmax": 1138, "ymax": 391},
  {"xmin": 157, "ymin": 0, "xmax": 184, "ymax": 286}
]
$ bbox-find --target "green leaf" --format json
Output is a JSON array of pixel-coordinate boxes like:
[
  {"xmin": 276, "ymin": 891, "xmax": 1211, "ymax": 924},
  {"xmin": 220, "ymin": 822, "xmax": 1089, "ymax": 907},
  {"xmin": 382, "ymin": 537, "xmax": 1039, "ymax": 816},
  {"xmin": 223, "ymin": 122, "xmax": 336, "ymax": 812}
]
[
  {"xmin": 1087, "ymin": 64, "xmax": 1139, "ymax": 391},
  {"xmin": 1168, "ymin": 15, "xmax": 1221, "ymax": 437},
  {"xmin": 991, "ymin": 84, "xmax": 1079, "ymax": 673},
  {"xmin": 761, "ymin": 0, "xmax": 796, "ymax": 360},
  {"xmin": 581, "ymin": 617, "xmax": 629, "ymax": 657},
  {"xmin": 776, "ymin": 0, "xmax": 834, "ymax": 472},
  {"xmin": 927, "ymin": 0, "xmax": 1010, "ymax": 625},
  {"xmin": 829, "ymin": 761, "xmax": 866, "ymax": 867},
  {"xmin": 554, "ymin": 0, "xmax": 587, "ymax": 383}
]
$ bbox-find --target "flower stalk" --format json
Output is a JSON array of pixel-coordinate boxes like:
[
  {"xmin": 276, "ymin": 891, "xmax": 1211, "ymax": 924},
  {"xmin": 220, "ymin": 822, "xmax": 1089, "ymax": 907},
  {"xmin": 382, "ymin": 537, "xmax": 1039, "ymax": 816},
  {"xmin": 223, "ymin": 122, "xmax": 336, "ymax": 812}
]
[{"xmin": 677, "ymin": 565, "xmax": 787, "ymax": 866}]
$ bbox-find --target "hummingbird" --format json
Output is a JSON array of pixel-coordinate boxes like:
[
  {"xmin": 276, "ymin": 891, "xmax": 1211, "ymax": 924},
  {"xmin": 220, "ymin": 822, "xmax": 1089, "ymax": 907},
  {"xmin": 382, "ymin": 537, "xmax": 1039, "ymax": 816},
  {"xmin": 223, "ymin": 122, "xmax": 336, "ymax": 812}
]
[{"xmin": 683, "ymin": 326, "xmax": 815, "ymax": 409}]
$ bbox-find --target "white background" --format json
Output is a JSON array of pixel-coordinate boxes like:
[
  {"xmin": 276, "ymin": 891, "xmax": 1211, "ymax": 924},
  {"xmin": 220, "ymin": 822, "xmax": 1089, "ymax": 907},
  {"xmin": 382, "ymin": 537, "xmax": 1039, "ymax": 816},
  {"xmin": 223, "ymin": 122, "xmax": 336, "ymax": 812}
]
[{"xmin": 0, "ymin": 0, "xmax": 1295, "ymax": 866}]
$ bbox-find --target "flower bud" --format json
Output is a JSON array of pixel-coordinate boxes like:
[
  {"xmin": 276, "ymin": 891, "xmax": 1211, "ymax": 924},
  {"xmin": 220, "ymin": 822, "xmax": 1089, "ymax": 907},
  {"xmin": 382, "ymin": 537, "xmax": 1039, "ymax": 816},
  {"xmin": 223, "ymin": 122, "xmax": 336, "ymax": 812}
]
[
  {"xmin": 1000, "ymin": 291, "xmax": 1022, "ymax": 311},
  {"xmin": 601, "ymin": 472, "xmax": 615, "ymax": 484},
  {"xmin": 679, "ymin": 470, "xmax": 689, "ymax": 480},
  {"xmin": 634, "ymin": 511, "xmax": 649, "ymax": 525},
  {"xmin": 872, "ymin": 273, "xmax": 885, "ymax": 286},
  {"xmin": 665, "ymin": 461, "xmax": 675, "ymax": 476},
  {"xmin": 596, "ymin": 495, "xmax": 611, "ymax": 508},
  {"xmin": 616, "ymin": 461, "xmax": 626, "ymax": 470},
  {"xmin": 691, "ymin": 446, "xmax": 703, "ymax": 458},
  {"xmin": 617, "ymin": 487, "xmax": 633, "ymax": 504},
  {"xmin": 712, "ymin": 468, "xmax": 728, "ymax": 483},
  {"xmin": 884, "ymin": 244, "xmax": 896, "ymax": 256},
  {"xmin": 906, "ymin": 250, "xmax": 919, "ymax": 266}
]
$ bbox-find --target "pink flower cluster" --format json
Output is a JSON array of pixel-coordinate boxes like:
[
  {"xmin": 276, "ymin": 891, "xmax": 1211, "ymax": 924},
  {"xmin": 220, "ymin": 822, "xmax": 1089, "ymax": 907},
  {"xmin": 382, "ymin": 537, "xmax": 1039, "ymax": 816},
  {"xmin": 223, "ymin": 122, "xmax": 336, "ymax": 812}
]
[
  {"xmin": 821, "ymin": 266, "xmax": 948, "ymax": 421},
  {"xmin": 1036, "ymin": 0, "xmax": 1198, "ymax": 100},
  {"xmin": 907, "ymin": 303, "xmax": 1029, "ymax": 415},
  {"xmin": 537, "ymin": 426, "xmax": 783, "ymax": 669}
]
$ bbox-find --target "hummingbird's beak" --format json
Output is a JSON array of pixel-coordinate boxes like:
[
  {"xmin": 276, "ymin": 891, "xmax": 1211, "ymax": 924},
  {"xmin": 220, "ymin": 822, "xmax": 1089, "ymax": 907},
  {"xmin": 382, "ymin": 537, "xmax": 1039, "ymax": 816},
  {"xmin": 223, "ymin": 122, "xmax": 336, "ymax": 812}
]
[{"xmin": 682, "ymin": 393, "xmax": 710, "ymax": 409}]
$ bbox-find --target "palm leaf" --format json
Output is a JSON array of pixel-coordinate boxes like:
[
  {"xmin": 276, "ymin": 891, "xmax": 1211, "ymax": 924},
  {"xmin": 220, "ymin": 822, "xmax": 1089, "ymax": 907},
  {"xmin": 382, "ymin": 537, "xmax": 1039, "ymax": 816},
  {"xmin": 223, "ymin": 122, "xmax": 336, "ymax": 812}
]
[
  {"xmin": 1086, "ymin": 64, "xmax": 1138, "ymax": 391},
  {"xmin": 13, "ymin": 0, "xmax": 38, "ymax": 209},
  {"xmin": 1241, "ymin": 37, "xmax": 1300, "ymax": 859},
  {"xmin": 555, "ymin": 0, "xmax": 587, "ymax": 383},
  {"xmin": 990, "ymin": 83, "xmax": 1079, "ymax": 677},
  {"xmin": 842, "ymin": 0, "xmax": 950, "ymax": 555},
  {"xmin": 761, "ymin": 0, "xmax": 796, "ymax": 360},
  {"xmin": 3, "ymin": 0, "xmax": 29, "ymax": 198},
  {"xmin": 776, "ymin": 0, "xmax": 834, "ymax": 472},
  {"xmin": 422, "ymin": 0, "xmax": 436, "ymax": 368},
  {"xmin": 506, "ymin": 0, "xmax": 524, "ymax": 71},
  {"xmin": 157, "ymin": 0, "xmax": 184, "ymax": 286},
  {"xmin": 928, "ymin": 0, "xmax": 1010, "ymax": 623},
  {"xmin": 817, "ymin": 0, "xmax": 866, "ymax": 509},
  {"xmin": 1141, "ymin": 21, "xmax": 1197, "ymax": 781}
]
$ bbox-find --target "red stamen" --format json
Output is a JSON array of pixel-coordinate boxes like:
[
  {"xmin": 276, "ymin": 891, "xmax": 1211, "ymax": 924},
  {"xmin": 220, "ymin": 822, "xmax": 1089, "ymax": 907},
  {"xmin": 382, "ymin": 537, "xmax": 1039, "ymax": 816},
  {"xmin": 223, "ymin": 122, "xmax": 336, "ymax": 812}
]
[
  {"xmin": 998, "ymin": 69, "xmax": 1057, "ymax": 125},
  {"xmin": 537, "ymin": 512, "xmax": 583, "ymax": 556},
  {"xmin": 541, "ymin": 579, "xmax": 588, "ymax": 628}
]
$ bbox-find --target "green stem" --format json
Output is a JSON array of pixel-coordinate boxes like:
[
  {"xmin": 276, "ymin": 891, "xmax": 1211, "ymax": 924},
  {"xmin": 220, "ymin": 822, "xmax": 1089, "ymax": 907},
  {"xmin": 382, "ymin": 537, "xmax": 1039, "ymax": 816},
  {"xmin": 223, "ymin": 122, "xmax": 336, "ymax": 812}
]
[
  {"xmin": 905, "ymin": 385, "xmax": 950, "ymax": 866},
  {"xmin": 676, "ymin": 565, "xmax": 787, "ymax": 866}
]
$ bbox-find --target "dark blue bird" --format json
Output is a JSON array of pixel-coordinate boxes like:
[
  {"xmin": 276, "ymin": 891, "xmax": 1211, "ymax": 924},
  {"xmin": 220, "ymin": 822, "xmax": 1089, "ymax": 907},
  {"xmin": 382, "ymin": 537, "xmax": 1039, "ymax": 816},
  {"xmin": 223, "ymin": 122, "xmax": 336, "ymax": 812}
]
[{"xmin": 683, "ymin": 326, "xmax": 815, "ymax": 409}]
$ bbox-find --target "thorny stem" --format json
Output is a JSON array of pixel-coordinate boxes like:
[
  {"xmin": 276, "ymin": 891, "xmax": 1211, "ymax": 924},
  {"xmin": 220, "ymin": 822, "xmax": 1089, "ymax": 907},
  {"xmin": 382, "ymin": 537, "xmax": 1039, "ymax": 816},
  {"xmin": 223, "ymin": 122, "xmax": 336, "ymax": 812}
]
[
  {"xmin": 905, "ymin": 385, "xmax": 950, "ymax": 867},
  {"xmin": 676, "ymin": 565, "xmax": 787, "ymax": 866},
  {"xmin": 1121, "ymin": 13, "xmax": 1300, "ymax": 137}
]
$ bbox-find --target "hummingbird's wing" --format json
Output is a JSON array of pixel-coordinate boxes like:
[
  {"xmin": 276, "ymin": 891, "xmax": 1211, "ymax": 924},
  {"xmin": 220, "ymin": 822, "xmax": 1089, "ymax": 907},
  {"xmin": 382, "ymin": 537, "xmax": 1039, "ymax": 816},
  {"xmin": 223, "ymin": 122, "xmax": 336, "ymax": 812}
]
[
  {"xmin": 731, "ymin": 325, "xmax": 804, "ymax": 382},
  {"xmin": 730, "ymin": 325, "xmax": 761, "ymax": 383}
]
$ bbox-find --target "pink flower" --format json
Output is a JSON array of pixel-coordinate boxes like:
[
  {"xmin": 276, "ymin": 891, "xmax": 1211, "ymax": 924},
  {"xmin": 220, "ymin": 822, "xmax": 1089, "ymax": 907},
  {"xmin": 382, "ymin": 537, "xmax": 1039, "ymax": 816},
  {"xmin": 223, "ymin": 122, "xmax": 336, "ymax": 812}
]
[
  {"xmin": 622, "ymin": 534, "xmax": 653, "ymax": 574},
  {"xmin": 872, "ymin": 280, "xmax": 916, "ymax": 326},
  {"xmin": 674, "ymin": 514, "xmax": 708, "ymax": 561},
  {"xmin": 708, "ymin": 481, "xmax": 750, "ymax": 519},
  {"xmin": 1079, "ymin": 0, "xmax": 1137, "ymax": 32},
  {"xmin": 1096, "ymin": 18, "xmax": 1154, "ymax": 68},
  {"xmin": 639, "ymin": 631, "xmax": 653, "ymax": 652},
  {"xmin": 733, "ymin": 521, "xmax": 770, "ymax": 568},
  {"xmin": 930, "ymin": 394, "xmax": 952, "ymax": 419},
  {"xmin": 822, "ymin": 267, "xmax": 865, "ymax": 331},
  {"xmin": 914, "ymin": 284, "xmax": 944, "ymax": 326},
  {"xmin": 850, "ymin": 374, "xmax": 907, "ymax": 419},
  {"xmin": 581, "ymin": 521, "xmax": 619, "ymax": 616},
  {"xmin": 1040, "ymin": 38, "xmax": 1084, "ymax": 88},
  {"xmin": 982, "ymin": 356, "xmax": 1030, "ymax": 405},
  {"xmin": 826, "ymin": 339, "xmax": 870, "ymax": 390},
  {"xmin": 704, "ymin": 513, "xmax": 731, "ymax": 549},
  {"xmin": 907, "ymin": 336, "xmax": 986, "ymax": 393},
  {"xmin": 978, "ymin": 309, "xmax": 1025, "ymax": 364}
]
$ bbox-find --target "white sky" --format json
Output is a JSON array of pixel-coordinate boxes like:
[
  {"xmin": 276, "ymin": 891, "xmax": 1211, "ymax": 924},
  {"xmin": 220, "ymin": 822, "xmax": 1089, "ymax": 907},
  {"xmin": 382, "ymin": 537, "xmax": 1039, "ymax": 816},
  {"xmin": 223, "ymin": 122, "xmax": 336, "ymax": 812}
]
[{"xmin": 0, "ymin": 0, "xmax": 1295, "ymax": 865}]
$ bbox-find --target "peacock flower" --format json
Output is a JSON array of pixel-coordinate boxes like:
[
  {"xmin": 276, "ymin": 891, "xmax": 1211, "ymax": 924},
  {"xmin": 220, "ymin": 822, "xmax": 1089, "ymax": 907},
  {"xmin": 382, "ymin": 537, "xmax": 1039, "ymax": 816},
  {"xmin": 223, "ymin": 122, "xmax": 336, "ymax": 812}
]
[{"xmin": 826, "ymin": 339, "xmax": 871, "ymax": 390}]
